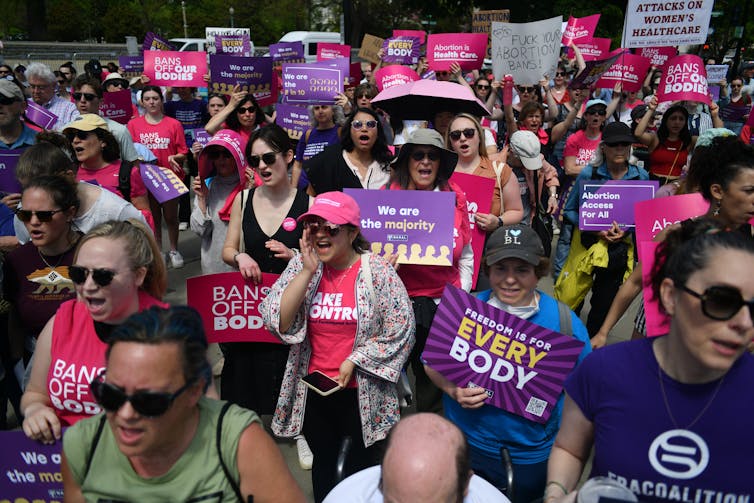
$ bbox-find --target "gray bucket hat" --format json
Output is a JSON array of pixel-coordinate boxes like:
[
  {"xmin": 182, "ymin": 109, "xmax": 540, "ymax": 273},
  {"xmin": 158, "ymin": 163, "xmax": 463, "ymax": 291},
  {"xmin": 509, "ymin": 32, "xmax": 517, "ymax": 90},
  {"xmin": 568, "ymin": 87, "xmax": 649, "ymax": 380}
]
[{"xmin": 391, "ymin": 128, "xmax": 458, "ymax": 179}]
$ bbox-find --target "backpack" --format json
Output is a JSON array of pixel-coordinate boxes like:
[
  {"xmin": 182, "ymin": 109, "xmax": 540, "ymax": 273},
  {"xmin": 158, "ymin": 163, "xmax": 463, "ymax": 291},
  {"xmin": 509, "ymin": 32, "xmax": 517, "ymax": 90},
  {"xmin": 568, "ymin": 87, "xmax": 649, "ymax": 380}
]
[{"xmin": 117, "ymin": 160, "xmax": 134, "ymax": 202}]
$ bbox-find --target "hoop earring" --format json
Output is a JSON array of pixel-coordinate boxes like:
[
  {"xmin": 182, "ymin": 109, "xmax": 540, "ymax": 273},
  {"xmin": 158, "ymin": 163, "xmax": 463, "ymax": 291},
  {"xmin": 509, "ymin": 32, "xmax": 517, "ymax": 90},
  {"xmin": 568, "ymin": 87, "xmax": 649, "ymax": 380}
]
[{"xmin": 713, "ymin": 199, "xmax": 721, "ymax": 216}]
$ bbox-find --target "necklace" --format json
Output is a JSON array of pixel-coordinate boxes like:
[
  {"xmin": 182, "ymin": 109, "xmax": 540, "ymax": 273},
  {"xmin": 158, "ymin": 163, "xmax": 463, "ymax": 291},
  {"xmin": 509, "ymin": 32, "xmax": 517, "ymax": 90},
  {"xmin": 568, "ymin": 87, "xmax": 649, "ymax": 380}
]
[
  {"xmin": 324, "ymin": 257, "xmax": 359, "ymax": 292},
  {"xmin": 37, "ymin": 248, "xmax": 68, "ymax": 283},
  {"xmin": 657, "ymin": 362, "xmax": 725, "ymax": 429}
]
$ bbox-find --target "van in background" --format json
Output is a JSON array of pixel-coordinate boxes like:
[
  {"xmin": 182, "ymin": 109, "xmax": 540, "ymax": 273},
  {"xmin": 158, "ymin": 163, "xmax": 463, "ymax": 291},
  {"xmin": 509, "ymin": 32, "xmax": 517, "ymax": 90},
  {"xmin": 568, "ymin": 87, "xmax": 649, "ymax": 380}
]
[
  {"xmin": 278, "ymin": 31, "xmax": 341, "ymax": 62},
  {"xmin": 169, "ymin": 38, "xmax": 208, "ymax": 52}
]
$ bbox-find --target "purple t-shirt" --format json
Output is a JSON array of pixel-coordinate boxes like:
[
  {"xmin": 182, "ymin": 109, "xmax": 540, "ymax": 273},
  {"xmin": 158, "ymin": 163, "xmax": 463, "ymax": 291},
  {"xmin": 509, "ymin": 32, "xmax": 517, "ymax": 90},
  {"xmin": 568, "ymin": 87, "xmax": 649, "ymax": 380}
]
[
  {"xmin": 295, "ymin": 126, "xmax": 341, "ymax": 190},
  {"xmin": 566, "ymin": 338, "xmax": 754, "ymax": 502}
]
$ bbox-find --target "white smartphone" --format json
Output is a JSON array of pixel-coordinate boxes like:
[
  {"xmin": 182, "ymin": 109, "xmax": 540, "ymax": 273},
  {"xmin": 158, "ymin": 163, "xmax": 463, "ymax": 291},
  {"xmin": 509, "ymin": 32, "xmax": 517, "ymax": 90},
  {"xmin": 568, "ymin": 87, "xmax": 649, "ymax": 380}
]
[{"xmin": 301, "ymin": 371, "xmax": 342, "ymax": 396}]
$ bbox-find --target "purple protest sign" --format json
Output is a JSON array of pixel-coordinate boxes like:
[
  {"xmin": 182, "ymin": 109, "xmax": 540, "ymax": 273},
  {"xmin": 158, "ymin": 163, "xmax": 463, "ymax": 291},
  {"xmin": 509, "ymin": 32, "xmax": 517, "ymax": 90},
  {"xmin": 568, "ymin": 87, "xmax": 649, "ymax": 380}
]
[
  {"xmin": 423, "ymin": 285, "xmax": 585, "ymax": 423},
  {"xmin": 374, "ymin": 65, "xmax": 420, "ymax": 92},
  {"xmin": 282, "ymin": 62, "xmax": 343, "ymax": 104},
  {"xmin": 140, "ymin": 163, "xmax": 189, "ymax": 203},
  {"xmin": 100, "ymin": 89, "xmax": 132, "ymax": 125},
  {"xmin": 118, "ymin": 55, "xmax": 144, "ymax": 74},
  {"xmin": 25, "ymin": 101, "xmax": 57, "ymax": 130},
  {"xmin": 344, "ymin": 188, "xmax": 455, "ymax": 266},
  {"xmin": 382, "ymin": 36, "xmax": 422, "ymax": 65},
  {"xmin": 275, "ymin": 103, "xmax": 311, "ymax": 140},
  {"xmin": 144, "ymin": 50, "xmax": 207, "ymax": 88},
  {"xmin": 194, "ymin": 128, "xmax": 212, "ymax": 147},
  {"xmin": 0, "ymin": 430, "xmax": 64, "ymax": 500},
  {"xmin": 270, "ymin": 42, "xmax": 305, "ymax": 63},
  {"xmin": 578, "ymin": 179, "xmax": 658, "ymax": 231},
  {"xmin": 209, "ymin": 55, "xmax": 275, "ymax": 105},
  {"xmin": 562, "ymin": 14, "xmax": 600, "ymax": 46},
  {"xmin": 596, "ymin": 52, "xmax": 651, "ymax": 92},
  {"xmin": 143, "ymin": 32, "xmax": 174, "ymax": 52},
  {"xmin": 569, "ymin": 50, "xmax": 623, "ymax": 90},
  {"xmin": 215, "ymin": 34, "xmax": 252, "ymax": 56},
  {"xmin": 657, "ymin": 54, "xmax": 709, "ymax": 105},
  {"xmin": 0, "ymin": 149, "xmax": 25, "ymax": 193},
  {"xmin": 638, "ymin": 46, "xmax": 677, "ymax": 69},
  {"xmin": 719, "ymin": 103, "xmax": 751, "ymax": 122},
  {"xmin": 427, "ymin": 33, "xmax": 488, "ymax": 72}
]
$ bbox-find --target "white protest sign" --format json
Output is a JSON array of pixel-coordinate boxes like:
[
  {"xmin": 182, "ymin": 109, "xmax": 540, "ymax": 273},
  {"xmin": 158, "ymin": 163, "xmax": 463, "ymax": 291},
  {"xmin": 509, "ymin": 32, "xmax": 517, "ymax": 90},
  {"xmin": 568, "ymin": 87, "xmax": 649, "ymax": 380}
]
[
  {"xmin": 491, "ymin": 16, "xmax": 562, "ymax": 84},
  {"xmin": 621, "ymin": 0, "xmax": 713, "ymax": 48},
  {"xmin": 705, "ymin": 64, "xmax": 729, "ymax": 83}
]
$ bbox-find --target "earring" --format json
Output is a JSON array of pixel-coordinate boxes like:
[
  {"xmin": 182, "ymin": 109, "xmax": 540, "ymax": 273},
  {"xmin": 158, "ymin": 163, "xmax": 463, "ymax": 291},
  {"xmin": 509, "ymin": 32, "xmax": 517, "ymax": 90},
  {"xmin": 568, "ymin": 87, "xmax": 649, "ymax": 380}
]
[{"xmin": 713, "ymin": 199, "xmax": 721, "ymax": 216}]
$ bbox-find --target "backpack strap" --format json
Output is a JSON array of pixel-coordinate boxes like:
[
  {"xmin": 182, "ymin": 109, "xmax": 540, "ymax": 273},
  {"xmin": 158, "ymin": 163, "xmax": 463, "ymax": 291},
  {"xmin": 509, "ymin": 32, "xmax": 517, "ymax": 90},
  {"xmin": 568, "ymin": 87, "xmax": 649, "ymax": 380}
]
[
  {"xmin": 82, "ymin": 413, "xmax": 108, "ymax": 481},
  {"xmin": 491, "ymin": 160, "xmax": 512, "ymax": 216},
  {"xmin": 556, "ymin": 300, "xmax": 573, "ymax": 337},
  {"xmin": 217, "ymin": 401, "xmax": 245, "ymax": 502},
  {"xmin": 118, "ymin": 160, "xmax": 133, "ymax": 202}
]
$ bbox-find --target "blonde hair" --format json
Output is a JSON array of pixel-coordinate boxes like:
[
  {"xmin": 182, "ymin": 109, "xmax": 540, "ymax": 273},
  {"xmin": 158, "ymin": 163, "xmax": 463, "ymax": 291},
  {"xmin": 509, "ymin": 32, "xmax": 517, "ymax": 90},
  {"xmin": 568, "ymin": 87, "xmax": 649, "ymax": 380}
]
[
  {"xmin": 446, "ymin": 113, "xmax": 488, "ymax": 159},
  {"xmin": 75, "ymin": 220, "xmax": 167, "ymax": 299}
]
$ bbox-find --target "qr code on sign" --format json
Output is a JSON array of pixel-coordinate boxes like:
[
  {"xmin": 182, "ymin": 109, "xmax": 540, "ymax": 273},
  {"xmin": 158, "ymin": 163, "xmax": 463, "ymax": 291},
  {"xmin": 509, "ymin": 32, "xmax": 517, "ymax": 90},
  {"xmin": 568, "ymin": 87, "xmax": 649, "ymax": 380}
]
[{"xmin": 525, "ymin": 397, "xmax": 547, "ymax": 417}]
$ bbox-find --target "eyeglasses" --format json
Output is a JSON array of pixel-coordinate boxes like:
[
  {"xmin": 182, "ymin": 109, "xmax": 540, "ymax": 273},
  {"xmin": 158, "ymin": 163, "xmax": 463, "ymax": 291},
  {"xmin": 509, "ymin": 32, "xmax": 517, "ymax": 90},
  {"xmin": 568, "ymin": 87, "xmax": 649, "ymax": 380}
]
[
  {"xmin": 15, "ymin": 208, "xmax": 64, "ymax": 223},
  {"xmin": 449, "ymin": 128, "xmax": 476, "ymax": 141},
  {"xmin": 304, "ymin": 220, "xmax": 343, "ymax": 237},
  {"xmin": 65, "ymin": 130, "xmax": 92, "ymax": 142},
  {"xmin": 68, "ymin": 265, "xmax": 117, "ymax": 287},
  {"xmin": 586, "ymin": 109, "xmax": 607, "ymax": 116},
  {"xmin": 207, "ymin": 149, "xmax": 233, "ymax": 160},
  {"xmin": 248, "ymin": 152, "xmax": 278, "ymax": 168},
  {"xmin": 351, "ymin": 120, "xmax": 377, "ymax": 130},
  {"xmin": 410, "ymin": 149, "xmax": 441, "ymax": 162},
  {"xmin": 0, "ymin": 95, "xmax": 20, "ymax": 106},
  {"xmin": 73, "ymin": 92, "xmax": 97, "ymax": 102},
  {"xmin": 605, "ymin": 142, "xmax": 631, "ymax": 148},
  {"xmin": 680, "ymin": 284, "xmax": 754, "ymax": 321},
  {"xmin": 476, "ymin": 84, "xmax": 490, "ymax": 90},
  {"xmin": 517, "ymin": 86, "xmax": 535, "ymax": 93},
  {"xmin": 237, "ymin": 105, "xmax": 256, "ymax": 114},
  {"xmin": 90, "ymin": 372, "xmax": 196, "ymax": 417}
]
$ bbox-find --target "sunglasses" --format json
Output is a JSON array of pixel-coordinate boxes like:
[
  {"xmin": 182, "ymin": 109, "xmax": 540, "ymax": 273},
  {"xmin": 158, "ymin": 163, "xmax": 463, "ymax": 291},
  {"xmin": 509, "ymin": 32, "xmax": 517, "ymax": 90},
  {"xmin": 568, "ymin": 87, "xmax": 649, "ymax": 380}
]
[
  {"xmin": 680, "ymin": 284, "xmax": 754, "ymax": 321},
  {"xmin": 449, "ymin": 128, "xmax": 476, "ymax": 141},
  {"xmin": 411, "ymin": 149, "xmax": 441, "ymax": 162},
  {"xmin": 15, "ymin": 208, "xmax": 64, "ymax": 223},
  {"xmin": 108, "ymin": 81, "xmax": 126, "ymax": 89},
  {"xmin": 68, "ymin": 265, "xmax": 117, "ymax": 287},
  {"xmin": 476, "ymin": 84, "xmax": 491, "ymax": 90},
  {"xmin": 237, "ymin": 105, "xmax": 256, "ymax": 114},
  {"xmin": 65, "ymin": 130, "xmax": 92, "ymax": 142},
  {"xmin": 517, "ymin": 86, "xmax": 536, "ymax": 93},
  {"xmin": 586, "ymin": 109, "xmax": 607, "ymax": 116},
  {"xmin": 351, "ymin": 120, "xmax": 378, "ymax": 130},
  {"xmin": 605, "ymin": 142, "xmax": 631, "ymax": 148},
  {"xmin": 90, "ymin": 372, "xmax": 196, "ymax": 417},
  {"xmin": 73, "ymin": 92, "xmax": 97, "ymax": 102},
  {"xmin": 0, "ymin": 95, "xmax": 19, "ymax": 106},
  {"xmin": 555, "ymin": 71, "xmax": 567, "ymax": 77},
  {"xmin": 207, "ymin": 149, "xmax": 233, "ymax": 160},
  {"xmin": 248, "ymin": 152, "xmax": 278, "ymax": 168},
  {"xmin": 731, "ymin": 84, "xmax": 742, "ymax": 88},
  {"xmin": 304, "ymin": 220, "xmax": 343, "ymax": 237}
]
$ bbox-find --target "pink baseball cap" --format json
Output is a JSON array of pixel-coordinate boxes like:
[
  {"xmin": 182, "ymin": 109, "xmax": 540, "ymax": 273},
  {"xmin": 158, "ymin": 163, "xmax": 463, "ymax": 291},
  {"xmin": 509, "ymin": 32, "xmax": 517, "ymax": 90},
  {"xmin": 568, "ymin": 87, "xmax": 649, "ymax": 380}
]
[{"xmin": 297, "ymin": 191, "xmax": 361, "ymax": 227}]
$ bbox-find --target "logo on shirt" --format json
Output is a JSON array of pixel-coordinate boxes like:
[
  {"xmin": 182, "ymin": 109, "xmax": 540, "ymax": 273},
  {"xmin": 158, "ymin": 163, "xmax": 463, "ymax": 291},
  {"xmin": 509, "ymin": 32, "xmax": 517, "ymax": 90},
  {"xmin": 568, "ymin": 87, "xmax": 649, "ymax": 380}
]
[{"xmin": 648, "ymin": 429, "xmax": 709, "ymax": 479}]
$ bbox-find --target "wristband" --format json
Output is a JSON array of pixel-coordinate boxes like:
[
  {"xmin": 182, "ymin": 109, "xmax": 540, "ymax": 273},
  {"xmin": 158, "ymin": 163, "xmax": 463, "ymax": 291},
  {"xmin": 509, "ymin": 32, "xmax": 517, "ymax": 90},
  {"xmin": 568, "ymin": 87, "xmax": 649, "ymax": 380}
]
[
  {"xmin": 233, "ymin": 252, "xmax": 242, "ymax": 264},
  {"xmin": 546, "ymin": 481, "xmax": 568, "ymax": 495},
  {"xmin": 498, "ymin": 216, "xmax": 504, "ymax": 228}
]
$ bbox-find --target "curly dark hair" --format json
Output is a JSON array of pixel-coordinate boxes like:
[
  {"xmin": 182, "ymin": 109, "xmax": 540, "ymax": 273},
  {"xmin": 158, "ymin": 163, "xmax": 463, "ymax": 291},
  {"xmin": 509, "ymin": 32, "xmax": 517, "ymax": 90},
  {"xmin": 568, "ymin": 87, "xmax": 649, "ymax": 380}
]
[{"xmin": 685, "ymin": 135, "xmax": 754, "ymax": 201}]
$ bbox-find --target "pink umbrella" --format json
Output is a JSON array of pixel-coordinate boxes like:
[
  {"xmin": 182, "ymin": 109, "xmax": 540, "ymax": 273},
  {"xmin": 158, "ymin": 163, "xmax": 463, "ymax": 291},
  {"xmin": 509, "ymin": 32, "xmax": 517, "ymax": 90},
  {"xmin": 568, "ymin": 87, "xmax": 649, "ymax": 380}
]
[{"xmin": 371, "ymin": 80, "xmax": 491, "ymax": 120}]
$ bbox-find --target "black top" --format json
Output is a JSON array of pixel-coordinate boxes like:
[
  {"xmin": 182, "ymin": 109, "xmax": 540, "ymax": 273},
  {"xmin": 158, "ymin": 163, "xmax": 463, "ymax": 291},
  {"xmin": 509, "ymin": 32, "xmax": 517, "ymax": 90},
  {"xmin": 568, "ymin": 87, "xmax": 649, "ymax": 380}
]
[{"xmin": 303, "ymin": 144, "xmax": 364, "ymax": 194}]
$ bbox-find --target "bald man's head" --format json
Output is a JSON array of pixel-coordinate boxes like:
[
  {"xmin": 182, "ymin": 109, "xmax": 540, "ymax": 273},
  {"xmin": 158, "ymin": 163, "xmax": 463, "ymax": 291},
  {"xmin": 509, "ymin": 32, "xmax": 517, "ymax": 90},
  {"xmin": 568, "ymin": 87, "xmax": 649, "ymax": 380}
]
[{"xmin": 380, "ymin": 413, "xmax": 471, "ymax": 503}]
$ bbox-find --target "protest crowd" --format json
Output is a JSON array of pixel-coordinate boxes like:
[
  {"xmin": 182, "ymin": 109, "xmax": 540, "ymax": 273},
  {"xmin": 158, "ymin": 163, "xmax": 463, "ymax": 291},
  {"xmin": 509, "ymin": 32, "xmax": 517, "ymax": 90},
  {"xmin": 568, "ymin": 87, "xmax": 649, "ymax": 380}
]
[{"xmin": 1, "ymin": 5, "xmax": 754, "ymax": 502}]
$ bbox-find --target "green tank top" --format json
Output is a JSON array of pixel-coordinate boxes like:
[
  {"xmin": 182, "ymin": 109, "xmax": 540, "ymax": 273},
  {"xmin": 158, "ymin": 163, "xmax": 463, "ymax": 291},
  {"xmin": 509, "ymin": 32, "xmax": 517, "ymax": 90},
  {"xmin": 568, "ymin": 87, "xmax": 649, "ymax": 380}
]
[{"xmin": 63, "ymin": 397, "xmax": 260, "ymax": 502}]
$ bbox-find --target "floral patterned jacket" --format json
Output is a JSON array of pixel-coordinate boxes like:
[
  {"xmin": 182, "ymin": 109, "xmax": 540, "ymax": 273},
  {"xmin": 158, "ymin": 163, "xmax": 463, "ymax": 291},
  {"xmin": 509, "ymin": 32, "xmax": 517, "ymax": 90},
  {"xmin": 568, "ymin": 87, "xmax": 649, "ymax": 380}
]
[{"xmin": 259, "ymin": 252, "xmax": 415, "ymax": 447}]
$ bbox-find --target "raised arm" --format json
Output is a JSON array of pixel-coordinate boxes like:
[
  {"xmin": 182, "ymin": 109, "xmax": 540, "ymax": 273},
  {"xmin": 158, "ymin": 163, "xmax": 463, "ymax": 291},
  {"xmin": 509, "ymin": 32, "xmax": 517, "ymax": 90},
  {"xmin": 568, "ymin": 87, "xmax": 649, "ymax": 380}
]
[
  {"xmin": 633, "ymin": 95, "xmax": 660, "ymax": 149},
  {"xmin": 550, "ymin": 93, "xmax": 583, "ymax": 143},
  {"xmin": 205, "ymin": 85, "xmax": 245, "ymax": 135},
  {"xmin": 605, "ymin": 82, "xmax": 622, "ymax": 119}
]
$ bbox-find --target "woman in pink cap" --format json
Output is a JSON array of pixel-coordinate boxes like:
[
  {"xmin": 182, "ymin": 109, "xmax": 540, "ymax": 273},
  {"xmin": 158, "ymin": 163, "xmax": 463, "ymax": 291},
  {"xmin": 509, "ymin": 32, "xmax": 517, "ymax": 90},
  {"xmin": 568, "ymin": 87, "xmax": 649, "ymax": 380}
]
[{"xmin": 260, "ymin": 191, "xmax": 415, "ymax": 503}]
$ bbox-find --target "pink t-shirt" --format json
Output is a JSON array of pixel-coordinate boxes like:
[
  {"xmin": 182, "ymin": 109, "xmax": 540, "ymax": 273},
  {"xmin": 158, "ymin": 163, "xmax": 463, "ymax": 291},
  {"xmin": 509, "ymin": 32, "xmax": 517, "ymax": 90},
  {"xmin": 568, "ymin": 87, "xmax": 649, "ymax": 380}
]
[
  {"xmin": 127, "ymin": 115, "xmax": 189, "ymax": 171},
  {"xmin": 76, "ymin": 161, "xmax": 147, "ymax": 199},
  {"xmin": 563, "ymin": 130, "xmax": 602, "ymax": 166},
  {"xmin": 307, "ymin": 259, "xmax": 360, "ymax": 388}
]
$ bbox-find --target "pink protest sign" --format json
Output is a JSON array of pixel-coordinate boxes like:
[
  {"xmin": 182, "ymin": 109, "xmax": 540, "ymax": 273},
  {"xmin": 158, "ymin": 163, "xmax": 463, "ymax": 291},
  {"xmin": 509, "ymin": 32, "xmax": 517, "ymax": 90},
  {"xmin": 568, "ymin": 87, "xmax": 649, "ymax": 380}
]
[
  {"xmin": 567, "ymin": 37, "xmax": 611, "ymax": 61},
  {"xmin": 423, "ymin": 285, "xmax": 585, "ymax": 423},
  {"xmin": 186, "ymin": 272, "xmax": 282, "ymax": 344},
  {"xmin": 100, "ymin": 89, "xmax": 132, "ymax": 125},
  {"xmin": 562, "ymin": 14, "xmax": 600, "ymax": 46},
  {"xmin": 139, "ymin": 163, "xmax": 189, "ymax": 203},
  {"xmin": 374, "ymin": 65, "xmax": 421, "ymax": 92},
  {"xmin": 638, "ymin": 47, "xmax": 677, "ymax": 69},
  {"xmin": 25, "ymin": 101, "xmax": 57, "ymax": 130},
  {"xmin": 393, "ymin": 29, "xmax": 426, "ymax": 45},
  {"xmin": 596, "ymin": 52, "xmax": 651, "ymax": 92},
  {"xmin": 427, "ymin": 33, "xmax": 488, "ymax": 72},
  {"xmin": 657, "ymin": 54, "xmax": 709, "ymax": 104},
  {"xmin": 317, "ymin": 43, "xmax": 351, "ymax": 61},
  {"xmin": 634, "ymin": 192, "xmax": 708, "ymax": 261},
  {"xmin": 640, "ymin": 241, "xmax": 670, "ymax": 337},
  {"xmin": 143, "ymin": 50, "xmax": 207, "ymax": 87},
  {"xmin": 450, "ymin": 172, "xmax": 494, "ymax": 289},
  {"xmin": 0, "ymin": 430, "xmax": 64, "ymax": 500}
]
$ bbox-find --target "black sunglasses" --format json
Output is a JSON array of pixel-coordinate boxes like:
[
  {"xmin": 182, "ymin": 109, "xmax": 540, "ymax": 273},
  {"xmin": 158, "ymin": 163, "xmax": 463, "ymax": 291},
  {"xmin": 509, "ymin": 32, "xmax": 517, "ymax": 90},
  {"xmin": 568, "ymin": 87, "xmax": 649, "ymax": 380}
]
[
  {"xmin": 68, "ymin": 265, "xmax": 117, "ymax": 287},
  {"xmin": 207, "ymin": 149, "xmax": 233, "ymax": 160},
  {"xmin": 304, "ymin": 220, "xmax": 343, "ymax": 237},
  {"xmin": 65, "ymin": 130, "xmax": 93, "ymax": 142},
  {"xmin": 680, "ymin": 284, "xmax": 754, "ymax": 321},
  {"xmin": 15, "ymin": 208, "xmax": 64, "ymax": 223},
  {"xmin": 237, "ymin": 105, "xmax": 256, "ymax": 114},
  {"xmin": 248, "ymin": 152, "xmax": 278, "ymax": 168},
  {"xmin": 449, "ymin": 128, "xmax": 476, "ymax": 141},
  {"xmin": 73, "ymin": 92, "xmax": 97, "ymax": 102},
  {"xmin": 90, "ymin": 372, "xmax": 196, "ymax": 417},
  {"xmin": 411, "ymin": 149, "xmax": 441, "ymax": 162},
  {"xmin": 108, "ymin": 81, "xmax": 126, "ymax": 89},
  {"xmin": 0, "ymin": 95, "xmax": 20, "ymax": 106},
  {"xmin": 586, "ymin": 109, "xmax": 607, "ymax": 116},
  {"xmin": 517, "ymin": 86, "xmax": 536, "ymax": 93},
  {"xmin": 351, "ymin": 120, "xmax": 378, "ymax": 130},
  {"xmin": 476, "ymin": 84, "xmax": 490, "ymax": 90},
  {"xmin": 555, "ymin": 71, "xmax": 567, "ymax": 77}
]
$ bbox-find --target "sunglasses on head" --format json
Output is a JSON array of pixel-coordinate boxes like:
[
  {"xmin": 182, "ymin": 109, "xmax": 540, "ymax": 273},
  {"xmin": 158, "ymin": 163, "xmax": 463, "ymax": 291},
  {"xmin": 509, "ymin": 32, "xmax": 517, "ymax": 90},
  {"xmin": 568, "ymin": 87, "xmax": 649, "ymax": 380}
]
[
  {"xmin": 351, "ymin": 119, "xmax": 377, "ymax": 130},
  {"xmin": 586, "ymin": 109, "xmax": 607, "ymax": 116},
  {"xmin": 68, "ymin": 265, "xmax": 117, "ymax": 287},
  {"xmin": 680, "ymin": 284, "xmax": 754, "ymax": 321},
  {"xmin": 90, "ymin": 372, "xmax": 196, "ymax": 417},
  {"xmin": 248, "ymin": 152, "xmax": 278, "ymax": 168},
  {"xmin": 517, "ymin": 86, "xmax": 535, "ymax": 93},
  {"xmin": 0, "ymin": 95, "xmax": 19, "ymax": 106},
  {"xmin": 237, "ymin": 105, "xmax": 256, "ymax": 114},
  {"xmin": 65, "ymin": 130, "xmax": 93, "ymax": 142},
  {"xmin": 449, "ymin": 128, "xmax": 476, "ymax": 141},
  {"xmin": 73, "ymin": 92, "xmax": 97, "ymax": 102},
  {"xmin": 15, "ymin": 208, "xmax": 64, "ymax": 223},
  {"xmin": 207, "ymin": 149, "xmax": 233, "ymax": 160},
  {"xmin": 411, "ymin": 149, "xmax": 441, "ymax": 162},
  {"xmin": 304, "ymin": 220, "xmax": 343, "ymax": 237}
]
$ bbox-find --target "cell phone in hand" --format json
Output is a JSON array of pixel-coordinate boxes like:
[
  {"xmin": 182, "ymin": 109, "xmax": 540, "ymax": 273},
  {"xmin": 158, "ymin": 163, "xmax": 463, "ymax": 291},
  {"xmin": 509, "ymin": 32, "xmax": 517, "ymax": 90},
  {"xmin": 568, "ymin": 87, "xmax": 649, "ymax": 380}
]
[{"xmin": 301, "ymin": 371, "xmax": 342, "ymax": 396}]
